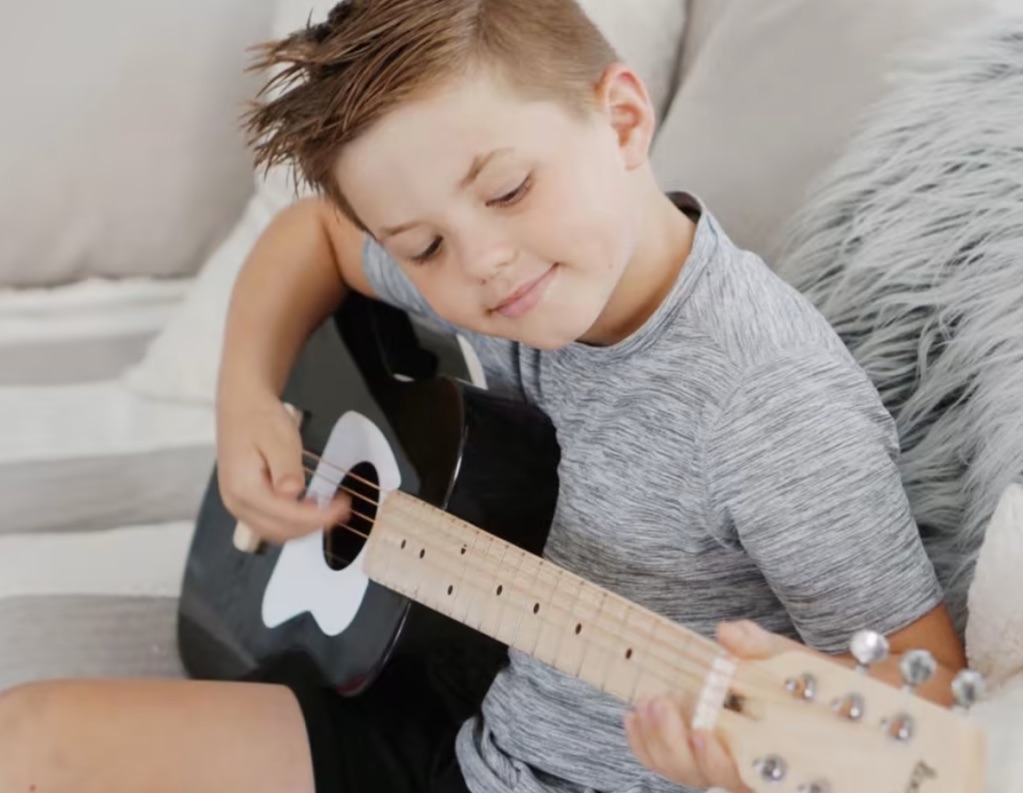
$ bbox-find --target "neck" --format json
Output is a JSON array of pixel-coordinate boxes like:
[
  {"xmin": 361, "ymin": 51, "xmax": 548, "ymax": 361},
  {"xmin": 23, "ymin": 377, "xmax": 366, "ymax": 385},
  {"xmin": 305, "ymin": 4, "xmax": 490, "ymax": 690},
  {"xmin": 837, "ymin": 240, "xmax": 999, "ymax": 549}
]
[
  {"xmin": 363, "ymin": 490, "xmax": 731, "ymax": 716},
  {"xmin": 580, "ymin": 180, "xmax": 696, "ymax": 346}
]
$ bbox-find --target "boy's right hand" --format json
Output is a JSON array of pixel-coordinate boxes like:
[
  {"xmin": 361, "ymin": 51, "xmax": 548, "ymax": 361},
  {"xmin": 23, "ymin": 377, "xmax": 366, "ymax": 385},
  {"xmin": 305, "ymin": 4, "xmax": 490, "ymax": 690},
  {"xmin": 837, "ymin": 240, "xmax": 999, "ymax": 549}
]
[{"xmin": 216, "ymin": 394, "xmax": 351, "ymax": 545}]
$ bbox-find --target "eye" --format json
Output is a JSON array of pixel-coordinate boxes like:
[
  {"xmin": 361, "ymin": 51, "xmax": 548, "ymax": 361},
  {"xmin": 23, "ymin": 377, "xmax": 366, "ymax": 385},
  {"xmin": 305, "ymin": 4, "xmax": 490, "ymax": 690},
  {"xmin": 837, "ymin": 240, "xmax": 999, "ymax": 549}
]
[
  {"xmin": 488, "ymin": 175, "xmax": 532, "ymax": 208},
  {"xmin": 411, "ymin": 236, "xmax": 443, "ymax": 264}
]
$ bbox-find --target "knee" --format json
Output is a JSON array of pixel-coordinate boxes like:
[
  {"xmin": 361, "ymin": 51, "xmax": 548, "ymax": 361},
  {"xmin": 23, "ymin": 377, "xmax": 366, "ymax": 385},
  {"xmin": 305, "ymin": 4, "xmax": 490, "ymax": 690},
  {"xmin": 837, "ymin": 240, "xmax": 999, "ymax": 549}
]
[{"xmin": 0, "ymin": 681, "xmax": 68, "ymax": 791}]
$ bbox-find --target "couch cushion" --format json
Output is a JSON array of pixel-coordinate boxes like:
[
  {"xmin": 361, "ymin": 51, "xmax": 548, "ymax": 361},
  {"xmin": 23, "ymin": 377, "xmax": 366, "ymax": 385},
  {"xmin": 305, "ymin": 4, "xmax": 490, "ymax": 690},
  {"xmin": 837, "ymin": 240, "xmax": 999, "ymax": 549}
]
[
  {"xmin": 650, "ymin": 0, "xmax": 985, "ymax": 263},
  {"xmin": 0, "ymin": 277, "xmax": 191, "ymax": 385},
  {"xmin": 0, "ymin": 596, "xmax": 184, "ymax": 688},
  {"xmin": 0, "ymin": 0, "xmax": 276, "ymax": 287},
  {"xmin": 0, "ymin": 520, "xmax": 194, "ymax": 687},
  {"xmin": 0, "ymin": 383, "xmax": 213, "ymax": 534}
]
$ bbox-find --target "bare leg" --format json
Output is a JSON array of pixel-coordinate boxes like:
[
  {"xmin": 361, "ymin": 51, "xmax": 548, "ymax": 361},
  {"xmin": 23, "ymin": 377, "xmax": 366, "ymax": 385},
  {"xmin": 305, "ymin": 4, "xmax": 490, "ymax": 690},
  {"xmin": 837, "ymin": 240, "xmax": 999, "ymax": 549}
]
[{"xmin": 0, "ymin": 678, "xmax": 315, "ymax": 793}]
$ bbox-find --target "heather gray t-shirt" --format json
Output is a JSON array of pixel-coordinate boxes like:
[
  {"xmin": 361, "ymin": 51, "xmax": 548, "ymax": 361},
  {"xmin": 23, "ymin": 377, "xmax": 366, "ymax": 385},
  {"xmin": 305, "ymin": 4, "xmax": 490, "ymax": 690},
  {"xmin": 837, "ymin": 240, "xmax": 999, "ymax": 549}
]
[{"xmin": 362, "ymin": 193, "xmax": 943, "ymax": 793}]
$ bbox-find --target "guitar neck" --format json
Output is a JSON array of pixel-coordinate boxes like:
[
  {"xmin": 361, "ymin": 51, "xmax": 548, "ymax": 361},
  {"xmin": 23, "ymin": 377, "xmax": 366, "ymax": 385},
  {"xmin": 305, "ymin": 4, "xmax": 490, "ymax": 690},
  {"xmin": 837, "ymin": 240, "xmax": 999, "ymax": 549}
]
[{"xmin": 363, "ymin": 490, "xmax": 726, "ymax": 709}]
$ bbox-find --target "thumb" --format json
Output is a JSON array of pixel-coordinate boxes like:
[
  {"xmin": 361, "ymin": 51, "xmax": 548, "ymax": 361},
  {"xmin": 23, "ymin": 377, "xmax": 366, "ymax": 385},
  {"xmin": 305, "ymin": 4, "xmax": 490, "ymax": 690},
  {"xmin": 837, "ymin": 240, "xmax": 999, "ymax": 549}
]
[
  {"xmin": 264, "ymin": 437, "xmax": 306, "ymax": 499},
  {"xmin": 716, "ymin": 620, "xmax": 782, "ymax": 659}
]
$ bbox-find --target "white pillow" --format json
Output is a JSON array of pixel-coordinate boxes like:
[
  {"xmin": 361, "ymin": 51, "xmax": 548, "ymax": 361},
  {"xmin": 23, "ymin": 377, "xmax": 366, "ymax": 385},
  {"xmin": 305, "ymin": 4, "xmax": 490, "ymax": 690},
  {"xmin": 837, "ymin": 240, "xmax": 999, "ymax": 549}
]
[
  {"xmin": 966, "ymin": 483, "xmax": 1023, "ymax": 689},
  {"xmin": 0, "ymin": 0, "xmax": 277, "ymax": 288},
  {"xmin": 964, "ymin": 483, "xmax": 1023, "ymax": 791},
  {"xmin": 124, "ymin": 0, "xmax": 687, "ymax": 406}
]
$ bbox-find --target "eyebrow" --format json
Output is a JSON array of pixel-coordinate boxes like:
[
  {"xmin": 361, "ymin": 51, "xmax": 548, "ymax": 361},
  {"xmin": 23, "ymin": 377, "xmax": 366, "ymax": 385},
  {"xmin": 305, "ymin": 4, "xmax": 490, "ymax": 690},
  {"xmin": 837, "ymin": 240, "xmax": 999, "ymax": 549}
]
[{"xmin": 378, "ymin": 147, "xmax": 514, "ymax": 239}]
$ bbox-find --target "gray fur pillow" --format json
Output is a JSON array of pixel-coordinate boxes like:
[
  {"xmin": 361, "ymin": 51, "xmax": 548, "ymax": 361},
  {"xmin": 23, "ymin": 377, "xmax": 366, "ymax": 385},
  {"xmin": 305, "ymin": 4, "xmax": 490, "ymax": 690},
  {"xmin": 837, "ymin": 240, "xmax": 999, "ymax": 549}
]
[{"xmin": 775, "ymin": 15, "xmax": 1023, "ymax": 635}]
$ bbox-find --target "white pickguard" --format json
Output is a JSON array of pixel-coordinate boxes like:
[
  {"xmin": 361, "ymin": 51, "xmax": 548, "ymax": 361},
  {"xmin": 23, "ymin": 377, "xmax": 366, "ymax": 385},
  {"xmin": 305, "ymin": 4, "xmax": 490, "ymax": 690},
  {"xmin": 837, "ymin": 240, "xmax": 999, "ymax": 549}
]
[{"xmin": 261, "ymin": 411, "xmax": 402, "ymax": 636}]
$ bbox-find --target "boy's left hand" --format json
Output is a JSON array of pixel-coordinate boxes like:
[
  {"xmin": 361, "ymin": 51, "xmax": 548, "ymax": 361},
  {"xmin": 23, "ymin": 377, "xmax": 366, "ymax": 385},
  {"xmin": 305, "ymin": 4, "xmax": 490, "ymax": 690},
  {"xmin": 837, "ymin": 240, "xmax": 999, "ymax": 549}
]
[{"xmin": 624, "ymin": 620, "xmax": 798, "ymax": 793}]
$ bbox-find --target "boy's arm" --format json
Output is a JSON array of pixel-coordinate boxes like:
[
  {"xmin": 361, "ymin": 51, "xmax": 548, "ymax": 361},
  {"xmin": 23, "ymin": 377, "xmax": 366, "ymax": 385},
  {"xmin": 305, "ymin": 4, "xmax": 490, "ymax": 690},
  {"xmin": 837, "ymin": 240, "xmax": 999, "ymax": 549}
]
[
  {"xmin": 214, "ymin": 197, "xmax": 376, "ymax": 543},
  {"xmin": 217, "ymin": 196, "xmax": 375, "ymax": 404},
  {"xmin": 701, "ymin": 352, "xmax": 964, "ymax": 705}
]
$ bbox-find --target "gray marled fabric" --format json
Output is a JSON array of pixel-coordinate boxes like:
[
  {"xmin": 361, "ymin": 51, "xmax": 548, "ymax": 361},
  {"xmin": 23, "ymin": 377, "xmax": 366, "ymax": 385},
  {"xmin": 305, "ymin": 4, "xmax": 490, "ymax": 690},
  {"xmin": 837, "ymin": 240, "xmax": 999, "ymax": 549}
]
[
  {"xmin": 0, "ymin": 595, "xmax": 184, "ymax": 689},
  {"xmin": 364, "ymin": 193, "xmax": 942, "ymax": 793}
]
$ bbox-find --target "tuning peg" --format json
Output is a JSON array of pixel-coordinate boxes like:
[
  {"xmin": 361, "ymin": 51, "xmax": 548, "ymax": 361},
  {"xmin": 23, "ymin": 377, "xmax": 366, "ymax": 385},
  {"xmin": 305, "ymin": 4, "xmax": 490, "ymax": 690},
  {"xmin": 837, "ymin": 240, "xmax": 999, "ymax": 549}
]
[
  {"xmin": 951, "ymin": 669, "xmax": 986, "ymax": 711},
  {"xmin": 850, "ymin": 630, "xmax": 889, "ymax": 673},
  {"xmin": 899, "ymin": 649, "xmax": 937, "ymax": 692}
]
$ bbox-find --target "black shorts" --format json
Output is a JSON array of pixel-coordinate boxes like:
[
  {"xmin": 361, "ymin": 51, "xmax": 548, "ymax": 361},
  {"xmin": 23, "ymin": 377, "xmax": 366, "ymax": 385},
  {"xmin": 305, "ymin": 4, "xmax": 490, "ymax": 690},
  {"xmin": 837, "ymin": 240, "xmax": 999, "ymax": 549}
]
[{"xmin": 248, "ymin": 652, "xmax": 472, "ymax": 793}]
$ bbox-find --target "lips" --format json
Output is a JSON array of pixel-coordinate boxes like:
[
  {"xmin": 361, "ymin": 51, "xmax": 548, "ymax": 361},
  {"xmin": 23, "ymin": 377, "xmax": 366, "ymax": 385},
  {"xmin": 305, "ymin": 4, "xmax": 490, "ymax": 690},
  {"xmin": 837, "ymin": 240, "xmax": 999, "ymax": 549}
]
[{"xmin": 492, "ymin": 264, "xmax": 558, "ymax": 319}]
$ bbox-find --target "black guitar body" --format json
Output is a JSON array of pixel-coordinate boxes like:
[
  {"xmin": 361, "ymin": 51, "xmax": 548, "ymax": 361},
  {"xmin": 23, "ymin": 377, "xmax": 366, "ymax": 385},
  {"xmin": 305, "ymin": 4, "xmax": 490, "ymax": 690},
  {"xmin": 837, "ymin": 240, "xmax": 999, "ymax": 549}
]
[{"xmin": 177, "ymin": 294, "xmax": 560, "ymax": 710}]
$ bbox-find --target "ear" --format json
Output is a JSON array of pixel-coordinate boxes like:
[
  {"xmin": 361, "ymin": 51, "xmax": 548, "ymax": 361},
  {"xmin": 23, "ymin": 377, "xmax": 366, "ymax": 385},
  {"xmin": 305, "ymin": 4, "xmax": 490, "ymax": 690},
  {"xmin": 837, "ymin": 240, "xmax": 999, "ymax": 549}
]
[{"xmin": 594, "ymin": 63, "xmax": 657, "ymax": 171}]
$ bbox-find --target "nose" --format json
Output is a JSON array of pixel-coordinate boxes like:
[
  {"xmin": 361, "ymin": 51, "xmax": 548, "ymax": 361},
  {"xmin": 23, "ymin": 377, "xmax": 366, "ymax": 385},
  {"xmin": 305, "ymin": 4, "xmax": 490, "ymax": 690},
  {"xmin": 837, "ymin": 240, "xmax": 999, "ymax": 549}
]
[{"xmin": 456, "ymin": 228, "xmax": 515, "ymax": 284}]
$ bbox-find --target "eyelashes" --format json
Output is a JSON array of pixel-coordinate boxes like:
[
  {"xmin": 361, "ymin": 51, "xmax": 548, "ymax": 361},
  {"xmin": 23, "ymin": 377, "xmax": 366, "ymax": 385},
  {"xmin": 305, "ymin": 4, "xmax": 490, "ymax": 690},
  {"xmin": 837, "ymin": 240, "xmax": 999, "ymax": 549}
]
[
  {"xmin": 488, "ymin": 175, "xmax": 532, "ymax": 208},
  {"xmin": 410, "ymin": 175, "xmax": 534, "ymax": 265}
]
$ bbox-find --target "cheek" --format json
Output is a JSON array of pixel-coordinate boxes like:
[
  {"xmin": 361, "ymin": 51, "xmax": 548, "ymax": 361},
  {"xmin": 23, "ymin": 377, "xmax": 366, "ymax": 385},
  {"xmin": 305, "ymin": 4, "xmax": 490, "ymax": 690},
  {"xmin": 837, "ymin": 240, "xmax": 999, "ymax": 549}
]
[
  {"xmin": 543, "ymin": 153, "xmax": 633, "ymax": 269},
  {"xmin": 407, "ymin": 268, "xmax": 479, "ymax": 322}
]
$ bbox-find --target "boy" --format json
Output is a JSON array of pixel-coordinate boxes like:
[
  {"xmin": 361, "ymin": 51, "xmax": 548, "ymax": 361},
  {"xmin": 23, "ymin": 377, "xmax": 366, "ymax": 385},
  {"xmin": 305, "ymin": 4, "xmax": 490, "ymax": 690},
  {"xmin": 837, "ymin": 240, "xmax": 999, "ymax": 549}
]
[{"xmin": 0, "ymin": 1, "xmax": 964, "ymax": 793}]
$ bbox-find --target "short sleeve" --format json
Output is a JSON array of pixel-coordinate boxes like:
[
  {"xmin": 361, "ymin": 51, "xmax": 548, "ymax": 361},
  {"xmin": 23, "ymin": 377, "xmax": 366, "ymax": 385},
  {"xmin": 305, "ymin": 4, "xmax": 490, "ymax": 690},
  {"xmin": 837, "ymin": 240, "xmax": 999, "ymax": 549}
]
[
  {"xmin": 702, "ymin": 353, "xmax": 944, "ymax": 653},
  {"xmin": 362, "ymin": 235, "xmax": 441, "ymax": 322}
]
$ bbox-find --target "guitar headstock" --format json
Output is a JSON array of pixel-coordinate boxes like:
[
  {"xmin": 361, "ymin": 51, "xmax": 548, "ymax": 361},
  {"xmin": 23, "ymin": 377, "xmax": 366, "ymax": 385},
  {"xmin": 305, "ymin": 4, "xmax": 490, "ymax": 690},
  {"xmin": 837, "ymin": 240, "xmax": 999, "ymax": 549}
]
[{"xmin": 719, "ymin": 632, "xmax": 986, "ymax": 793}]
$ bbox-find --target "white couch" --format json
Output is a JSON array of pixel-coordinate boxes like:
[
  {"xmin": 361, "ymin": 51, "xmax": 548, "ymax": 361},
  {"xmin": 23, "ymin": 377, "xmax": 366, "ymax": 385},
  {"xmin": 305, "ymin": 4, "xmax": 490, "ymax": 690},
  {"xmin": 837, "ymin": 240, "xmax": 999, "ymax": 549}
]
[{"xmin": 3, "ymin": 0, "xmax": 1019, "ymax": 780}]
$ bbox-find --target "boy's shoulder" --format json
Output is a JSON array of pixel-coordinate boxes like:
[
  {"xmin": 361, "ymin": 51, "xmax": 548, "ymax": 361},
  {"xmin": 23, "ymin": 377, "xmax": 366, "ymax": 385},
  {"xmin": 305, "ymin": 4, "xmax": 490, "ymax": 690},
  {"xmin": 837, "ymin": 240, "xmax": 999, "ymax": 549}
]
[{"xmin": 691, "ymin": 202, "xmax": 859, "ymax": 380}]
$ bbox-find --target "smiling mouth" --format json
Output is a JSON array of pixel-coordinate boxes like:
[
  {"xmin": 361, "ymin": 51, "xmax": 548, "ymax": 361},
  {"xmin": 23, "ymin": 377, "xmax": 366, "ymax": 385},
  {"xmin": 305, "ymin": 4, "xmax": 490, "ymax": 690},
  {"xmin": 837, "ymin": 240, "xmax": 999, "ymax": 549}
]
[{"xmin": 491, "ymin": 264, "xmax": 559, "ymax": 319}]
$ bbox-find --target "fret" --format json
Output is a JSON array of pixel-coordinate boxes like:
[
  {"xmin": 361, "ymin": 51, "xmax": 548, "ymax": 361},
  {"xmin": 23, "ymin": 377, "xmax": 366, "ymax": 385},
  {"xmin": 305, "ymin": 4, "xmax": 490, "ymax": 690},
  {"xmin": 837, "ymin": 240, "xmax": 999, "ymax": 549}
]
[
  {"xmin": 552, "ymin": 574, "xmax": 590, "ymax": 677},
  {"xmin": 632, "ymin": 617, "xmax": 677, "ymax": 702},
  {"xmin": 507, "ymin": 554, "xmax": 543, "ymax": 655},
  {"xmin": 528, "ymin": 559, "xmax": 560, "ymax": 658},
  {"xmin": 447, "ymin": 529, "xmax": 476, "ymax": 623},
  {"xmin": 533, "ymin": 567, "xmax": 574, "ymax": 666},
  {"xmin": 576, "ymin": 590, "xmax": 612, "ymax": 690},
  {"xmin": 507, "ymin": 551, "xmax": 543, "ymax": 650},
  {"xmin": 492, "ymin": 548, "xmax": 529, "ymax": 645},
  {"xmin": 603, "ymin": 604, "xmax": 651, "ymax": 702},
  {"xmin": 477, "ymin": 538, "xmax": 509, "ymax": 637}
]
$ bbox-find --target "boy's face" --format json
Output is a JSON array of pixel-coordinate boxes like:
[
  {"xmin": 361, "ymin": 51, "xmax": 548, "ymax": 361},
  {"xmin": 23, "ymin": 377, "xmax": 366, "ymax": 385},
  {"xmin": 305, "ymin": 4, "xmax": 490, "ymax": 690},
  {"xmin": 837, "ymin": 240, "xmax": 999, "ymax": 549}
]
[{"xmin": 337, "ymin": 66, "xmax": 652, "ymax": 349}]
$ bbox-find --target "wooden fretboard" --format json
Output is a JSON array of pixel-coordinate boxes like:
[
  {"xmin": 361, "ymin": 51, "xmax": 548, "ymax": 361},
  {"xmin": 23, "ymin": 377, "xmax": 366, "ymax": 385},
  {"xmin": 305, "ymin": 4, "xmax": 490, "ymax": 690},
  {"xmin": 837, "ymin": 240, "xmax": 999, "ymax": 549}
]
[{"xmin": 363, "ymin": 490, "xmax": 723, "ymax": 706}]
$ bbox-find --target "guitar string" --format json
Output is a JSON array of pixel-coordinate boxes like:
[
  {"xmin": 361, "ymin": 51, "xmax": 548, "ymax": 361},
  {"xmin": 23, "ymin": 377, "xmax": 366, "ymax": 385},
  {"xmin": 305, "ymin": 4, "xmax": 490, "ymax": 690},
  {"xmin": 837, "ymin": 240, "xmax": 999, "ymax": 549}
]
[
  {"xmin": 307, "ymin": 474, "xmax": 723, "ymax": 696},
  {"xmin": 291, "ymin": 450, "xmax": 813, "ymax": 706}
]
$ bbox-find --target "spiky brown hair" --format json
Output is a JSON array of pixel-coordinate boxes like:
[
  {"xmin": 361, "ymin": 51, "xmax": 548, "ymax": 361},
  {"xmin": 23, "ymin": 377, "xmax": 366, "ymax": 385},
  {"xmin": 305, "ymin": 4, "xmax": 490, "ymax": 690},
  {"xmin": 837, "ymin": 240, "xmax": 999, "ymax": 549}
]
[{"xmin": 244, "ymin": 0, "xmax": 618, "ymax": 229}]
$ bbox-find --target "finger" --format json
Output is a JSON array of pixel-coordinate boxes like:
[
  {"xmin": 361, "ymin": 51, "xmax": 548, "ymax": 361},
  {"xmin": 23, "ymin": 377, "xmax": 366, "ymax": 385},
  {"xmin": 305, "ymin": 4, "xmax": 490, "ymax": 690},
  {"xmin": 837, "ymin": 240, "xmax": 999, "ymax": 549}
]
[
  {"xmin": 690, "ymin": 730, "xmax": 752, "ymax": 793},
  {"xmin": 258, "ymin": 421, "xmax": 307, "ymax": 497},
  {"xmin": 716, "ymin": 620, "xmax": 785, "ymax": 659},
  {"xmin": 249, "ymin": 490, "xmax": 352, "ymax": 540},
  {"xmin": 636, "ymin": 699, "xmax": 703, "ymax": 785},
  {"xmin": 624, "ymin": 710, "xmax": 654, "ymax": 770}
]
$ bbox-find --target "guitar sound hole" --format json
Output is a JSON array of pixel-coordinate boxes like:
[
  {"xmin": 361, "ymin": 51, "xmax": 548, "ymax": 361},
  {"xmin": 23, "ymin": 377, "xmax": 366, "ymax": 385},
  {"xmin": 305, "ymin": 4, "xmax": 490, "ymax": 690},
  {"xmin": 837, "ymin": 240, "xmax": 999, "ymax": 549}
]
[{"xmin": 323, "ymin": 460, "xmax": 378, "ymax": 571}]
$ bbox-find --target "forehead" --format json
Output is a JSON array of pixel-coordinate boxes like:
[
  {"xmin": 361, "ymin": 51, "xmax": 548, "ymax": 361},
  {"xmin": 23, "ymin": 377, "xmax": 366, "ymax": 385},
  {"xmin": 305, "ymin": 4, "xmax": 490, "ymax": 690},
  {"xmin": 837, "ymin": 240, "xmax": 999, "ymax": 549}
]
[{"xmin": 335, "ymin": 73, "xmax": 579, "ymax": 228}]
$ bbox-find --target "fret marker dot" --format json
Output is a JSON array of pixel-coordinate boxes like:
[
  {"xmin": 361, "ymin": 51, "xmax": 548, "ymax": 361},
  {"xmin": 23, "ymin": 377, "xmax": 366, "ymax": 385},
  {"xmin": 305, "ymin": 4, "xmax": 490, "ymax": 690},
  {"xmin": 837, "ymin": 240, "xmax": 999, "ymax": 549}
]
[
  {"xmin": 575, "ymin": 624, "xmax": 582, "ymax": 635},
  {"xmin": 447, "ymin": 585, "xmax": 454, "ymax": 595},
  {"xmin": 533, "ymin": 603, "xmax": 540, "ymax": 614},
  {"xmin": 419, "ymin": 549, "xmax": 425, "ymax": 559},
  {"xmin": 400, "ymin": 540, "xmax": 407, "ymax": 549},
  {"xmin": 625, "ymin": 648, "xmax": 633, "ymax": 660},
  {"xmin": 496, "ymin": 585, "xmax": 503, "ymax": 596},
  {"xmin": 460, "ymin": 546, "xmax": 467, "ymax": 555}
]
